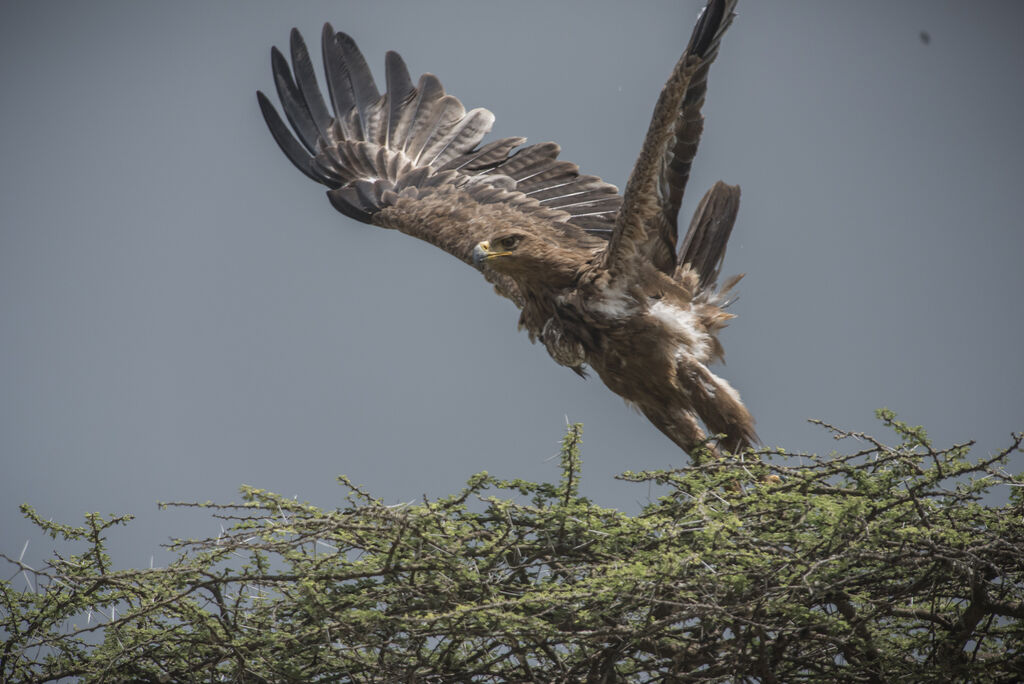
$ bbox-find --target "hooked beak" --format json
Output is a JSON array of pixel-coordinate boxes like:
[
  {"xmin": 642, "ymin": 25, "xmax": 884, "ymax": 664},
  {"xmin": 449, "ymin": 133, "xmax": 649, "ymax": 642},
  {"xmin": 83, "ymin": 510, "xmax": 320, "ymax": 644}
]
[
  {"xmin": 473, "ymin": 240, "xmax": 515, "ymax": 269},
  {"xmin": 472, "ymin": 240, "xmax": 491, "ymax": 268}
]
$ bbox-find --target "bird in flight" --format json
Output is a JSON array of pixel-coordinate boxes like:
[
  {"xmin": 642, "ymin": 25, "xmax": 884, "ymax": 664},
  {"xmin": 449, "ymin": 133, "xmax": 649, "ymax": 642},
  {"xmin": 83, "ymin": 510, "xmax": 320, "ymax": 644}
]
[{"xmin": 258, "ymin": 0, "xmax": 756, "ymax": 458}]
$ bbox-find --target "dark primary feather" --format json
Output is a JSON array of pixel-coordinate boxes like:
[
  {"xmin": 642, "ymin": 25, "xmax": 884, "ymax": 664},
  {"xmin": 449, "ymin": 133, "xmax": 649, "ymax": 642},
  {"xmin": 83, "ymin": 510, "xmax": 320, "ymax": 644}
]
[
  {"xmin": 383, "ymin": 52, "xmax": 413, "ymax": 148},
  {"xmin": 270, "ymin": 48, "xmax": 318, "ymax": 154},
  {"xmin": 678, "ymin": 180, "xmax": 741, "ymax": 291},
  {"xmin": 689, "ymin": 0, "xmax": 728, "ymax": 56},
  {"xmin": 289, "ymin": 29, "xmax": 333, "ymax": 141},
  {"xmin": 603, "ymin": 0, "xmax": 738, "ymax": 276},
  {"xmin": 659, "ymin": 0, "xmax": 738, "ymax": 260},
  {"xmin": 257, "ymin": 91, "xmax": 320, "ymax": 183},
  {"xmin": 321, "ymin": 24, "xmax": 380, "ymax": 140},
  {"xmin": 257, "ymin": 24, "xmax": 622, "ymax": 255}
]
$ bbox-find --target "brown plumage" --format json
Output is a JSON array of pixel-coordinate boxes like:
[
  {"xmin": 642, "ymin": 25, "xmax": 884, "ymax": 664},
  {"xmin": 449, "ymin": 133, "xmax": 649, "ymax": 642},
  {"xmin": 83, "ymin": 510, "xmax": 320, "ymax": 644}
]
[{"xmin": 258, "ymin": 0, "xmax": 756, "ymax": 458}]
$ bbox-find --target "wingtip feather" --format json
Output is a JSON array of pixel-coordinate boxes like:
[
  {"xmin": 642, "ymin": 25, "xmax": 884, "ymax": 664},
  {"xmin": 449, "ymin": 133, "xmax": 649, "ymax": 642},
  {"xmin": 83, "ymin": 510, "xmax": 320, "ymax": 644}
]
[{"xmin": 257, "ymin": 90, "xmax": 323, "ymax": 184}]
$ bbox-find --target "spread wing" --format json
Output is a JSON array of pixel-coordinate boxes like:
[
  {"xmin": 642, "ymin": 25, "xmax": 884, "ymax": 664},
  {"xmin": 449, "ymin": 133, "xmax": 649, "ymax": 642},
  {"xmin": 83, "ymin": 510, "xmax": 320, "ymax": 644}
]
[
  {"xmin": 257, "ymin": 25, "xmax": 621, "ymax": 306},
  {"xmin": 602, "ymin": 0, "xmax": 738, "ymax": 277}
]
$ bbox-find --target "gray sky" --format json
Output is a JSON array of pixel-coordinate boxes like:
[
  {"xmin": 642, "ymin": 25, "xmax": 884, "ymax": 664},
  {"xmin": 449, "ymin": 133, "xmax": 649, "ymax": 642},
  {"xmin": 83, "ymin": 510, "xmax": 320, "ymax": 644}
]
[{"xmin": 2, "ymin": 1, "xmax": 1022, "ymax": 571}]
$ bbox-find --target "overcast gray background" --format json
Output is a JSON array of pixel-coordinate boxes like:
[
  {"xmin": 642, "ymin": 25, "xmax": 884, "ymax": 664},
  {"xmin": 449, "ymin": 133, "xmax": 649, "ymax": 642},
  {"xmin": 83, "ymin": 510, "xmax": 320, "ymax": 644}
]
[{"xmin": 2, "ymin": 1, "xmax": 1022, "ymax": 572}]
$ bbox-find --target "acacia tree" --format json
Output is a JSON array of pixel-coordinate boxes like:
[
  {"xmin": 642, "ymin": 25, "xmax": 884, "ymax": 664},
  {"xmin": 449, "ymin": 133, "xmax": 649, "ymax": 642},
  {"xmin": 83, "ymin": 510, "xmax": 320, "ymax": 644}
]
[{"xmin": 2, "ymin": 411, "xmax": 1023, "ymax": 682}]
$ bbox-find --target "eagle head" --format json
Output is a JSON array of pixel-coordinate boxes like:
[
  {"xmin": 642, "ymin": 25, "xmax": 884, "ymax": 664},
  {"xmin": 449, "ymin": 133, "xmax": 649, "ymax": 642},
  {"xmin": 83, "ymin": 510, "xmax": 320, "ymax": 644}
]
[
  {"xmin": 472, "ymin": 231, "xmax": 580, "ymax": 286},
  {"xmin": 472, "ymin": 232, "xmax": 526, "ymax": 269}
]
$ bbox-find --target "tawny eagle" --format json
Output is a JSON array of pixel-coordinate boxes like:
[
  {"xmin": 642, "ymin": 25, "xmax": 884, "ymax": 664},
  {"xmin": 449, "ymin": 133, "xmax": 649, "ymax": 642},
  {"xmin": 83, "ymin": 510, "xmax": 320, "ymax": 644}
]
[{"xmin": 257, "ymin": 0, "xmax": 756, "ymax": 456}]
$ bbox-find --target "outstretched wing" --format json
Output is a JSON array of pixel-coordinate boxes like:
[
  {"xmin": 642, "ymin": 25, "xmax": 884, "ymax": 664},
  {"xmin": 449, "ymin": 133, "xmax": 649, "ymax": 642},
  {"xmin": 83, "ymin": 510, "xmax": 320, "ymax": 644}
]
[
  {"xmin": 602, "ymin": 0, "xmax": 738, "ymax": 277},
  {"xmin": 257, "ymin": 25, "xmax": 621, "ymax": 305}
]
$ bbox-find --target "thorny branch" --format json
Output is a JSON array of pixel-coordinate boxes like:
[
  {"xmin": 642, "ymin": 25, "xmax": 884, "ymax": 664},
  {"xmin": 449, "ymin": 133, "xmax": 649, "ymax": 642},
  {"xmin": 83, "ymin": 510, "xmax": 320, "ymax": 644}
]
[{"xmin": 2, "ymin": 414, "xmax": 1022, "ymax": 682}]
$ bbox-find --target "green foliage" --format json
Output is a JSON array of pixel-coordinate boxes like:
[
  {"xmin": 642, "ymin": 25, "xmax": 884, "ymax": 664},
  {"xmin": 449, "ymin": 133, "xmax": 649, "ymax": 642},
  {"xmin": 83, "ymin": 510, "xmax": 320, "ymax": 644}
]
[{"xmin": 2, "ymin": 417, "xmax": 1023, "ymax": 682}]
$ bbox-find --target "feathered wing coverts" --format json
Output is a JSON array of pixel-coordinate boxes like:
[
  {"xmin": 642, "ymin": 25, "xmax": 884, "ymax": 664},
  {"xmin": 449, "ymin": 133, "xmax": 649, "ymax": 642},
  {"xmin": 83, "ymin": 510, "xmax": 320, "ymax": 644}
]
[
  {"xmin": 258, "ymin": 26, "xmax": 619, "ymax": 245},
  {"xmin": 259, "ymin": 0, "xmax": 756, "ymax": 457}
]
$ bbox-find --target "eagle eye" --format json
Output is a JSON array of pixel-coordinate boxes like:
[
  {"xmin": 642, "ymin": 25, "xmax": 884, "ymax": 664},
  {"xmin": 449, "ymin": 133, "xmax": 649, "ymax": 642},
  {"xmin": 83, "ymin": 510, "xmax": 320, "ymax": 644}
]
[{"xmin": 497, "ymin": 235, "xmax": 521, "ymax": 251}]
